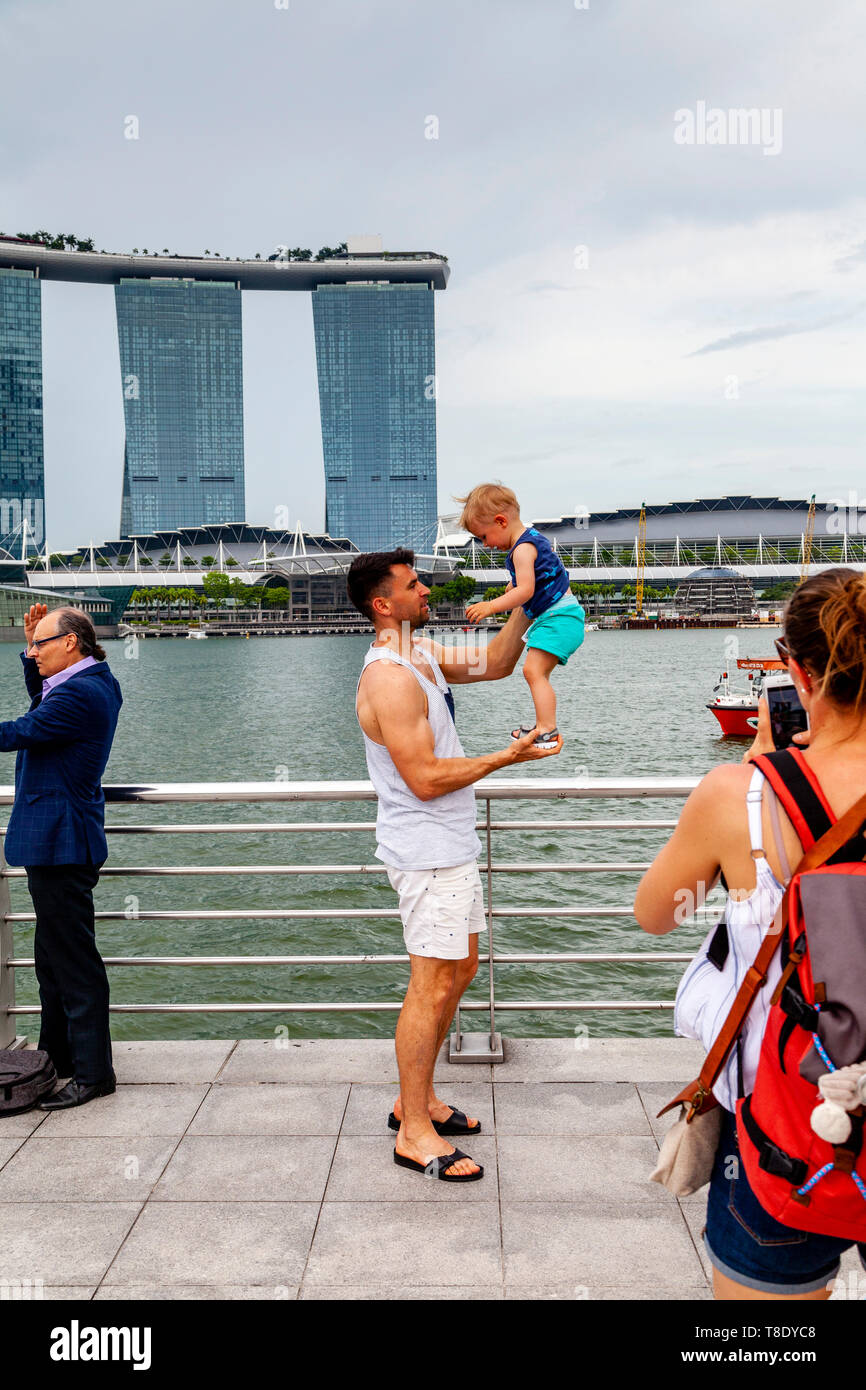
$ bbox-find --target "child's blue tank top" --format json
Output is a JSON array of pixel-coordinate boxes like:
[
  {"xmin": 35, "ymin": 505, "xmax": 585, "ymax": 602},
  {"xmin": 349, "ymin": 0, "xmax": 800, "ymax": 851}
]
[{"xmin": 505, "ymin": 527, "xmax": 570, "ymax": 620}]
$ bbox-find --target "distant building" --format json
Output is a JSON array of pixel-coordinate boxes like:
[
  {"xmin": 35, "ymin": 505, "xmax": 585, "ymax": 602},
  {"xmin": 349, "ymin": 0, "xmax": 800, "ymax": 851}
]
[
  {"xmin": 436, "ymin": 495, "xmax": 862, "ymax": 579},
  {"xmin": 312, "ymin": 282, "xmax": 438, "ymax": 553},
  {"xmin": 677, "ymin": 566, "xmax": 755, "ymax": 616},
  {"xmin": 116, "ymin": 278, "xmax": 245, "ymax": 536},
  {"xmin": 22, "ymin": 520, "xmax": 458, "ymax": 622},
  {"xmin": 0, "ymin": 583, "xmax": 112, "ymax": 641},
  {"xmin": 0, "ymin": 237, "xmax": 448, "ymax": 559},
  {"xmin": 0, "ymin": 268, "xmax": 45, "ymax": 560},
  {"xmin": 523, "ymin": 496, "xmax": 824, "ymax": 550}
]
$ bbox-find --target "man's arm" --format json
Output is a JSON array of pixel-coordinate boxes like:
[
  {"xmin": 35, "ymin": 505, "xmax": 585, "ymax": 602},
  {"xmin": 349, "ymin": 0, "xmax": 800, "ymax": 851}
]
[
  {"xmin": 0, "ymin": 686, "xmax": 93, "ymax": 753},
  {"xmin": 632, "ymin": 766, "xmax": 733, "ymax": 935},
  {"xmin": 425, "ymin": 606, "xmax": 531, "ymax": 685},
  {"xmin": 20, "ymin": 653, "xmax": 44, "ymax": 701},
  {"xmin": 363, "ymin": 662, "xmax": 559, "ymax": 800},
  {"xmin": 20, "ymin": 604, "xmax": 47, "ymax": 700}
]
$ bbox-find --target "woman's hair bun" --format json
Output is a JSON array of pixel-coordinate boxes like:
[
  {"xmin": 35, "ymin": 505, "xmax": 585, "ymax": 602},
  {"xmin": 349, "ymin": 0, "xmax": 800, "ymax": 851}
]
[{"xmin": 784, "ymin": 567, "xmax": 866, "ymax": 714}]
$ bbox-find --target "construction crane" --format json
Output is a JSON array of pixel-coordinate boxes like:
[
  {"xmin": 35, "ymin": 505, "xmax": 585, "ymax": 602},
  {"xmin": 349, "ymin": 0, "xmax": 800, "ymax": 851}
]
[
  {"xmin": 635, "ymin": 501, "xmax": 647, "ymax": 616},
  {"xmin": 800, "ymin": 494, "xmax": 816, "ymax": 581}
]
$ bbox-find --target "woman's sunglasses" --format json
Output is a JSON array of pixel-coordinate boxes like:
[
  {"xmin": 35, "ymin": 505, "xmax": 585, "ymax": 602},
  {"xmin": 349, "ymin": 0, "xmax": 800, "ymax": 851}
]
[{"xmin": 774, "ymin": 637, "xmax": 790, "ymax": 667}]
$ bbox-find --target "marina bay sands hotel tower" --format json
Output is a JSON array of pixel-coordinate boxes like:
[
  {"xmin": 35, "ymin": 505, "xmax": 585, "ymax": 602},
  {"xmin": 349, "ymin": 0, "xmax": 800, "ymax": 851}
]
[
  {"xmin": 0, "ymin": 235, "xmax": 448, "ymax": 556},
  {"xmin": 115, "ymin": 276, "xmax": 245, "ymax": 538}
]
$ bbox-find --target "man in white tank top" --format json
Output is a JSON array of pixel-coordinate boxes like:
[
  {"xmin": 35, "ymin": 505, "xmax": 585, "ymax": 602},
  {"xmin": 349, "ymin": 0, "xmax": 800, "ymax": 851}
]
[{"xmin": 349, "ymin": 549, "xmax": 561, "ymax": 1180}]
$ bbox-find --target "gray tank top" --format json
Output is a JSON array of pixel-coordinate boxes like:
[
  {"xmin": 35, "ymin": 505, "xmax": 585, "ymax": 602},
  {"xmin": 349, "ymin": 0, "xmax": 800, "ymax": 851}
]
[{"xmin": 356, "ymin": 643, "xmax": 482, "ymax": 870}]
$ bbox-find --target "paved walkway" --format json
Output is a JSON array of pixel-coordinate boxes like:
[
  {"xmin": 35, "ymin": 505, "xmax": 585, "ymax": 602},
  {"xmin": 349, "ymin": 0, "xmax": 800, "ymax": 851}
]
[{"xmin": 1, "ymin": 1037, "xmax": 860, "ymax": 1301}]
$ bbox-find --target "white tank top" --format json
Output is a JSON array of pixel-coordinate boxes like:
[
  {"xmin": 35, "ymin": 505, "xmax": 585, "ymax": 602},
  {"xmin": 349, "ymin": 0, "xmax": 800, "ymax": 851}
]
[
  {"xmin": 356, "ymin": 643, "xmax": 482, "ymax": 871},
  {"xmin": 674, "ymin": 765, "xmax": 788, "ymax": 1111}
]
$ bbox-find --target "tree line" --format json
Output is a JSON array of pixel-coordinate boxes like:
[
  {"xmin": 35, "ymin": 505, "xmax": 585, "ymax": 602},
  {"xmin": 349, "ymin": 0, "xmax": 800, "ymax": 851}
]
[
  {"xmin": 10, "ymin": 230, "xmax": 96, "ymax": 251},
  {"xmin": 128, "ymin": 576, "xmax": 297, "ymax": 614},
  {"xmin": 6, "ymin": 231, "xmax": 351, "ymax": 262},
  {"xmin": 114, "ymin": 568, "xmax": 804, "ymax": 624}
]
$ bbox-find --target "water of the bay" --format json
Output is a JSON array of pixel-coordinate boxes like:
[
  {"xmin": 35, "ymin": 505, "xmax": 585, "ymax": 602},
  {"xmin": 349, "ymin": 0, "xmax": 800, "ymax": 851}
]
[{"xmin": 0, "ymin": 625, "xmax": 780, "ymax": 1042}]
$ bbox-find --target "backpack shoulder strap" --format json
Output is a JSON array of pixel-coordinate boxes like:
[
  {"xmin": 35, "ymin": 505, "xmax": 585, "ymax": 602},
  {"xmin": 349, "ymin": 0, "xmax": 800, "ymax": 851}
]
[
  {"xmin": 750, "ymin": 748, "xmax": 833, "ymax": 849},
  {"xmin": 765, "ymin": 782, "xmax": 793, "ymax": 882}
]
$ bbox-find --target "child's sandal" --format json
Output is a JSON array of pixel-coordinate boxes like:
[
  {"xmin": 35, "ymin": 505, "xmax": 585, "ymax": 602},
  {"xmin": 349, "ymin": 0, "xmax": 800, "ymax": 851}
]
[{"xmin": 530, "ymin": 728, "xmax": 560, "ymax": 749}]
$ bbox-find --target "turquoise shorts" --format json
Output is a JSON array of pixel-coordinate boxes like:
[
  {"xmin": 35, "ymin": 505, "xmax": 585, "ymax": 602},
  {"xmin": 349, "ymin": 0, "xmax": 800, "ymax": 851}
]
[{"xmin": 523, "ymin": 591, "xmax": 585, "ymax": 666}]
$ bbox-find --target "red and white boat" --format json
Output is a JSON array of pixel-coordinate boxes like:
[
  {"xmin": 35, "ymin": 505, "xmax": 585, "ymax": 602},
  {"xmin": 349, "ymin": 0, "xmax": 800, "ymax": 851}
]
[{"xmin": 706, "ymin": 657, "xmax": 786, "ymax": 736}]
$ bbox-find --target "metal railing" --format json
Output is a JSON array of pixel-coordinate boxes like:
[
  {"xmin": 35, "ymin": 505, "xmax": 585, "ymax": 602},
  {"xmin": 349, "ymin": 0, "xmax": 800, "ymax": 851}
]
[{"xmin": 0, "ymin": 777, "xmax": 715, "ymax": 1060}]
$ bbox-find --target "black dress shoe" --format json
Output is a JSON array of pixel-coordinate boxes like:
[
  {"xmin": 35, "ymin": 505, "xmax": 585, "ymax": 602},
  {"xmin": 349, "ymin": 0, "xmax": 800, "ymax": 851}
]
[{"xmin": 38, "ymin": 1074, "xmax": 117, "ymax": 1110}]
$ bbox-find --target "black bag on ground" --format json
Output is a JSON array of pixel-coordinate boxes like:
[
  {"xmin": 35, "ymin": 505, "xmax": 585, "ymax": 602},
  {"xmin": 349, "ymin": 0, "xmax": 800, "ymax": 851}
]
[{"xmin": 0, "ymin": 1050, "xmax": 57, "ymax": 1116}]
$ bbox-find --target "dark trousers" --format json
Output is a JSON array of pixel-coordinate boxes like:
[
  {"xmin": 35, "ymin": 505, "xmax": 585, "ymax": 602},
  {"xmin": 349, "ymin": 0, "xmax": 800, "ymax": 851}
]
[{"xmin": 25, "ymin": 857, "xmax": 112, "ymax": 1084}]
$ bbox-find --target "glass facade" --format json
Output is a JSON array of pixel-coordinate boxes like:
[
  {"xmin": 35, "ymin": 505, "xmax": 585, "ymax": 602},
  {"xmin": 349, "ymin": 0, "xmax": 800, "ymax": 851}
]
[
  {"xmin": 312, "ymin": 282, "xmax": 438, "ymax": 553},
  {"xmin": 116, "ymin": 278, "xmax": 245, "ymax": 536},
  {"xmin": 0, "ymin": 269, "xmax": 45, "ymax": 560},
  {"xmin": 0, "ymin": 584, "xmax": 111, "ymax": 629}
]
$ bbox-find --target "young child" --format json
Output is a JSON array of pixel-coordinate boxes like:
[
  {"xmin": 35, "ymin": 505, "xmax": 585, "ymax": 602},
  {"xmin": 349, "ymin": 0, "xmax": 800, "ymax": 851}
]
[{"xmin": 459, "ymin": 483, "xmax": 585, "ymax": 749}]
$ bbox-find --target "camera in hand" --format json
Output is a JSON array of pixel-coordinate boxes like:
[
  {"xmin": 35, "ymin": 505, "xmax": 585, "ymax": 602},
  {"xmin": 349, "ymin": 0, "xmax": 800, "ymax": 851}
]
[{"xmin": 763, "ymin": 673, "xmax": 809, "ymax": 750}]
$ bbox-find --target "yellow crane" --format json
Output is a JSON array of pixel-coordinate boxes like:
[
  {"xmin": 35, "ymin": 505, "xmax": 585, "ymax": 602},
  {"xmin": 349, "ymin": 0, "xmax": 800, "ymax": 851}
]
[
  {"xmin": 800, "ymin": 494, "xmax": 816, "ymax": 581},
  {"xmin": 635, "ymin": 501, "xmax": 647, "ymax": 616}
]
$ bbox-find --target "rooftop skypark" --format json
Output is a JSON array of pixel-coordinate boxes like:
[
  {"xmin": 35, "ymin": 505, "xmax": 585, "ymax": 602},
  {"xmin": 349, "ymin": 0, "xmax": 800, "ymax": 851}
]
[
  {"xmin": 3, "ymin": 232, "xmax": 350, "ymax": 260},
  {"xmin": 0, "ymin": 234, "xmax": 450, "ymax": 288}
]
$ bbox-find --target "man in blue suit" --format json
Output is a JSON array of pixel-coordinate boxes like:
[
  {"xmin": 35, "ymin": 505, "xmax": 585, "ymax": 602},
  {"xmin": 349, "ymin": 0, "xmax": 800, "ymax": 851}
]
[{"xmin": 0, "ymin": 603, "xmax": 123, "ymax": 1109}]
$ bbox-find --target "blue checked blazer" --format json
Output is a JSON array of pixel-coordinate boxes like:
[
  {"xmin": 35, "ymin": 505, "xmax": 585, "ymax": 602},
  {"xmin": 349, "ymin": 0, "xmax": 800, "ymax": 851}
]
[{"xmin": 0, "ymin": 654, "xmax": 123, "ymax": 867}]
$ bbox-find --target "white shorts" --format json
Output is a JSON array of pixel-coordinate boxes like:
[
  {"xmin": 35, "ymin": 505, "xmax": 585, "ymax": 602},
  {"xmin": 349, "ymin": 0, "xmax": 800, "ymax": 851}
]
[{"xmin": 386, "ymin": 860, "xmax": 485, "ymax": 960}]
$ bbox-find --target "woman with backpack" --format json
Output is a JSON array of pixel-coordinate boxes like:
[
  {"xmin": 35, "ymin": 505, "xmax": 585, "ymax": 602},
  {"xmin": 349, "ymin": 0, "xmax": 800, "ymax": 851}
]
[{"xmin": 635, "ymin": 567, "xmax": 866, "ymax": 1300}]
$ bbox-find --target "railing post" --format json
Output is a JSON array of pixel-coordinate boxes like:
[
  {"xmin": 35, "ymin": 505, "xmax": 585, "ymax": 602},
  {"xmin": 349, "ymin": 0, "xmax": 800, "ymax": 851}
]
[
  {"xmin": 449, "ymin": 795, "xmax": 504, "ymax": 1063},
  {"xmin": 485, "ymin": 797, "xmax": 499, "ymax": 1056},
  {"xmin": 0, "ymin": 836, "xmax": 20, "ymax": 1050},
  {"xmin": 453, "ymin": 991, "xmax": 462, "ymax": 1057}
]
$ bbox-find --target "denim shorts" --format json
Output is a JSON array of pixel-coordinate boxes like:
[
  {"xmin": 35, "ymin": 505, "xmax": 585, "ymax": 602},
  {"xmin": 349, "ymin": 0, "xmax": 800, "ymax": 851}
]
[{"xmin": 704, "ymin": 1107, "xmax": 866, "ymax": 1295}]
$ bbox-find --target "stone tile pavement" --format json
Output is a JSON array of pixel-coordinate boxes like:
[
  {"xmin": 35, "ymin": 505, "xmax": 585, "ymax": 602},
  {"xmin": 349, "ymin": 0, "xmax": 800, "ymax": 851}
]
[{"xmin": 1, "ymin": 1037, "xmax": 861, "ymax": 1301}]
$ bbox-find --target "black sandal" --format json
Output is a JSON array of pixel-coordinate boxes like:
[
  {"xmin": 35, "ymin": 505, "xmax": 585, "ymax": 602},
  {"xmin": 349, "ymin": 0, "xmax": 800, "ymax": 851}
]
[
  {"xmin": 393, "ymin": 1146, "xmax": 484, "ymax": 1181},
  {"xmin": 387, "ymin": 1105, "xmax": 481, "ymax": 1137}
]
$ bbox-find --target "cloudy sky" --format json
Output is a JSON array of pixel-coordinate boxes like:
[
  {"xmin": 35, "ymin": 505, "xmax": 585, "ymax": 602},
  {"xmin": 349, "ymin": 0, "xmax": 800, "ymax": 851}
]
[{"xmin": 2, "ymin": 0, "xmax": 865, "ymax": 550}]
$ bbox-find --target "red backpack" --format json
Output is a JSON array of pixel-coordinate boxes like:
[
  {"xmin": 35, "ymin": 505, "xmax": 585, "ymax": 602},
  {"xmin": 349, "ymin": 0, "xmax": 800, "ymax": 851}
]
[{"xmin": 736, "ymin": 748, "xmax": 866, "ymax": 1240}]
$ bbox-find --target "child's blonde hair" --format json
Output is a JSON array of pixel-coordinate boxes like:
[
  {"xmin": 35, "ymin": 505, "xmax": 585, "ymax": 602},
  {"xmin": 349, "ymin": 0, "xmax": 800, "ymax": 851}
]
[{"xmin": 456, "ymin": 482, "xmax": 520, "ymax": 531}]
